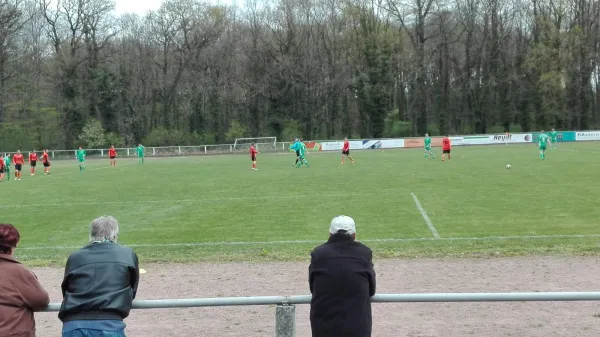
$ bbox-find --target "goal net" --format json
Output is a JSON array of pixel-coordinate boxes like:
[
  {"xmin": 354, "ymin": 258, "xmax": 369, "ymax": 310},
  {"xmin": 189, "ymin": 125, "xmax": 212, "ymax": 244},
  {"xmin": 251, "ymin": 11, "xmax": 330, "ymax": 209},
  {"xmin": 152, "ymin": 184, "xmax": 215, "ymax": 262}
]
[{"xmin": 233, "ymin": 137, "xmax": 278, "ymax": 152}]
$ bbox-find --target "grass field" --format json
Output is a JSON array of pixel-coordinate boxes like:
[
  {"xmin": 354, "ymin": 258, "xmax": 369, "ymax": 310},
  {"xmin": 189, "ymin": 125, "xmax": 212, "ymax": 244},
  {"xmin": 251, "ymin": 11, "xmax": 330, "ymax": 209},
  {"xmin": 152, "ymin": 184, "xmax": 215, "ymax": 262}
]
[{"xmin": 5, "ymin": 141, "xmax": 600, "ymax": 266}]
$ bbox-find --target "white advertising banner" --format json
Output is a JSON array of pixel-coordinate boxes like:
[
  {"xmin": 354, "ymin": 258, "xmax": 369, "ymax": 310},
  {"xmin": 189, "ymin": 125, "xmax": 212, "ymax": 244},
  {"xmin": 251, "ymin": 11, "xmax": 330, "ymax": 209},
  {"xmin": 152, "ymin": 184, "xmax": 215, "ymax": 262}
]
[
  {"xmin": 319, "ymin": 139, "xmax": 405, "ymax": 151},
  {"xmin": 453, "ymin": 134, "xmax": 532, "ymax": 146},
  {"xmin": 317, "ymin": 134, "xmax": 532, "ymax": 150},
  {"xmin": 576, "ymin": 131, "xmax": 600, "ymax": 141},
  {"xmin": 488, "ymin": 133, "xmax": 533, "ymax": 143}
]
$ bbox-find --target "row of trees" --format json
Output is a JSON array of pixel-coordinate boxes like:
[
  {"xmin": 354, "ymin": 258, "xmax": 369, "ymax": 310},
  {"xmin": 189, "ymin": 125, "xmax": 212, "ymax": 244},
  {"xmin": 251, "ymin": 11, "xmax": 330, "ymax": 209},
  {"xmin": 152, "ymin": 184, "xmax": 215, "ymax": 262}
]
[{"xmin": 1, "ymin": 0, "xmax": 600, "ymax": 149}]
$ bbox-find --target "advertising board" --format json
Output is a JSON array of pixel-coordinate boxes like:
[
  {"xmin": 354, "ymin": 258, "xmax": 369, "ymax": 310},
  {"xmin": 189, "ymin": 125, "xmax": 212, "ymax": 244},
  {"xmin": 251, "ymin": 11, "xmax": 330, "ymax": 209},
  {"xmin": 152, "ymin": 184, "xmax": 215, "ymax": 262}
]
[
  {"xmin": 318, "ymin": 139, "xmax": 405, "ymax": 151},
  {"xmin": 575, "ymin": 131, "xmax": 600, "ymax": 141}
]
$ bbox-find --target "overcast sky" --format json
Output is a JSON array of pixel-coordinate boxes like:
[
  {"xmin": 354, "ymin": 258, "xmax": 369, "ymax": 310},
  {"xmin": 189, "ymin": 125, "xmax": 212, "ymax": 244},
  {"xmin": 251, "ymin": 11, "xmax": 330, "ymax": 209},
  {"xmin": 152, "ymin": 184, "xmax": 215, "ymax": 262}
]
[{"xmin": 113, "ymin": 0, "xmax": 241, "ymax": 15}]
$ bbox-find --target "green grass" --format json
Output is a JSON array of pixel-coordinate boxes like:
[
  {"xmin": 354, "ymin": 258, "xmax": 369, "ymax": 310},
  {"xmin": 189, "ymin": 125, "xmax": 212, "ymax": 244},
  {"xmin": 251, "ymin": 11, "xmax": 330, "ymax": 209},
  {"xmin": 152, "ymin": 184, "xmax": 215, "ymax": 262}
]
[{"xmin": 6, "ymin": 142, "xmax": 600, "ymax": 266}]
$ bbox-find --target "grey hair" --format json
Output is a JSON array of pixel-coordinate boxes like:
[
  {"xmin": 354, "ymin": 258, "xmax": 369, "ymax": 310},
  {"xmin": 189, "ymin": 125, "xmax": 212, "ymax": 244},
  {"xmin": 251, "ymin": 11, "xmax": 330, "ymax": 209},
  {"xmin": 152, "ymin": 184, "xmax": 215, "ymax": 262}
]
[{"xmin": 89, "ymin": 216, "xmax": 119, "ymax": 242}]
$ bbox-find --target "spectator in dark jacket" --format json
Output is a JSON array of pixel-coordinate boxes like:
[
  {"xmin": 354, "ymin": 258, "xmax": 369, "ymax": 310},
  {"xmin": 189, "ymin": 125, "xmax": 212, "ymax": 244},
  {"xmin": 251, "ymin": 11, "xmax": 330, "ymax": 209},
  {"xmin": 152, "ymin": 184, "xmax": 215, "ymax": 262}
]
[
  {"xmin": 59, "ymin": 216, "xmax": 139, "ymax": 337},
  {"xmin": 309, "ymin": 215, "xmax": 376, "ymax": 337},
  {"xmin": 0, "ymin": 224, "xmax": 50, "ymax": 337}
]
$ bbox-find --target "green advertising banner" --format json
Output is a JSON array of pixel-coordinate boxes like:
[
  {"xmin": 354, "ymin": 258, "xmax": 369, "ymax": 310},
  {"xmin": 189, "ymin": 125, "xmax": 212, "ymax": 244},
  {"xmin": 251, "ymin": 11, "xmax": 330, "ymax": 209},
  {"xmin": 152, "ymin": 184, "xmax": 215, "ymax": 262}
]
[{"xmin": 531, "ymin": 131, "xmax": 576, "ymax": 143}]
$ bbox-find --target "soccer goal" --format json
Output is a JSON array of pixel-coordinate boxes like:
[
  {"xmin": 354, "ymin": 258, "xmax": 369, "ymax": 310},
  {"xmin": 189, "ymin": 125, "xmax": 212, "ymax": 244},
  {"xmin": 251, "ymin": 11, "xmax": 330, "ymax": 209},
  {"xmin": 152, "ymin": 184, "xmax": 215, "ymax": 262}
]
[{"xmin": 233, "ymin": 137, "xmax": 278, "ymax": 152}]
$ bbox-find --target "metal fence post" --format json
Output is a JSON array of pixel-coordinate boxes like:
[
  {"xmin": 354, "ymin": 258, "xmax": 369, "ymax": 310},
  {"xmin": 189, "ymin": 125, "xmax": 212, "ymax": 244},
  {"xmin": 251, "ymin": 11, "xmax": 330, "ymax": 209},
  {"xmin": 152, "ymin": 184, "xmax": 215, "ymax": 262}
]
[{"xmin": 275, "ymin": 304, "xmax": 296, "ymax": 337}]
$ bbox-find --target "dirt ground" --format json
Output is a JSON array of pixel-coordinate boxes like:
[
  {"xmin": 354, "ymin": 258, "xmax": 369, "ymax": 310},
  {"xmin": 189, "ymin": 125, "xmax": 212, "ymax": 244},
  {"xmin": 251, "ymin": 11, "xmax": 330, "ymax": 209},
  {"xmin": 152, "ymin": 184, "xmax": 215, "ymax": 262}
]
[{"xmin": 33, "ymin": 257, "xmax": 600, "ymax": 336}]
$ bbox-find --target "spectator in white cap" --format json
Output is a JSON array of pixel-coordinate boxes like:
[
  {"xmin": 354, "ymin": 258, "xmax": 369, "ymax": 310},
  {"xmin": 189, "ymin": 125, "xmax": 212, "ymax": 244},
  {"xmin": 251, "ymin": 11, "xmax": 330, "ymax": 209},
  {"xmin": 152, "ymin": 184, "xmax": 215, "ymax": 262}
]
[{"xmin": 309, "ymin": 215, "xmax": 376, "ymax": 337}]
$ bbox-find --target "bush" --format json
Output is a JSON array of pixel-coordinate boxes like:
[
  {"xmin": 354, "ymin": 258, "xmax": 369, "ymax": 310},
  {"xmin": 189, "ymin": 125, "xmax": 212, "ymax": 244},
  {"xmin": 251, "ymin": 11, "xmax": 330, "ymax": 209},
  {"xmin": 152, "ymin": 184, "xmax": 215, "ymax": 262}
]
[
  {"xmin": 0, "ymin": 125, "xmax": 36, "ymax": 151},
  {"xmin": 383, "ymin": 110, "xmax": 411, "ymax": 137},
  {"xmin": 225, "ymin": 120, "xmax": 249, "ymax": 142},
  {"xmin": 142, "ymin": 128, "xmax": 188, "ymax": 147},
  {"xmin": 281, "ymin": 120, "xmax": 302, "ymax": 141},
  {"xmin": 487, "ymin": 125, "xmax": 506, "ymax": 134},
  {"xmin": 104, "ymin": 132, "xmax": 125, "ymax": 147},
  {"xmin": 77, "ymin": 119, "xmax": 105, "ymax": 148}
]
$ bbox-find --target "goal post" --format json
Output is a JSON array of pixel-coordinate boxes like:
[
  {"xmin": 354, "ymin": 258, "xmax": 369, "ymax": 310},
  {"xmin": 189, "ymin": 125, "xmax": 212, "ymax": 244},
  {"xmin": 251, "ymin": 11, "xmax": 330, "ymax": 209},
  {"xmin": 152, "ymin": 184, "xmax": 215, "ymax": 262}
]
[{"xmin": 234, "ymin": 137, "xmax": 278, "ymax": 152}]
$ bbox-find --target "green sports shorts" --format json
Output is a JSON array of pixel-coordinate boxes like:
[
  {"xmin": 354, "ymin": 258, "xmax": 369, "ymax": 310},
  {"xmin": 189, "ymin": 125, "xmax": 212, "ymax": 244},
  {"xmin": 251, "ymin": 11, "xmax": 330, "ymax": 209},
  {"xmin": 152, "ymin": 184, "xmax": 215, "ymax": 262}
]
[{"xmin": 539, "ymin": 146, "xmax": 547, "ymax": 151}]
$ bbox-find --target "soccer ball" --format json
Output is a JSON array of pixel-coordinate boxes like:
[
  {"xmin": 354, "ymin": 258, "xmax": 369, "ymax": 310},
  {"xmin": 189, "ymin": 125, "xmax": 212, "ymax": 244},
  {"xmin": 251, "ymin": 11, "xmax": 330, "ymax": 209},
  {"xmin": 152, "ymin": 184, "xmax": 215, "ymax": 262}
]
[{"xmin": 506, "ymin": 164, "xmax": 512, "ymax": 169}]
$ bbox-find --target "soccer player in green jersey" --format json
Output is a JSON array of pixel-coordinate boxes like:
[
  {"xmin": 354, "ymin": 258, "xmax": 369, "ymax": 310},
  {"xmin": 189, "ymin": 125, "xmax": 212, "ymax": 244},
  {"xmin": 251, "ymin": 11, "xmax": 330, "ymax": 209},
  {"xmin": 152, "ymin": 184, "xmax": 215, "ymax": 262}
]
[
  {"xmin": 424, "ymin": 133, "xmax": 435, "ymax": 159},
  {"xmin": 76, "ymin": 147, "xmax": 86, "ymax": 171},
  {"xmin": 136, "ymin": 144, "xmax": 145, "ymax": 164},
  {"xmin": 538, "ymin": 131, "xmax": 551, "ymax": 160},
  {"xmin": 298, "ymin": 139, "xmax": 310, "ymax": 167},
  {"xmin": 548, "ymin": 128, "xmax": 558, "ymax": 149},
  {"xmin": 3, "ymin": 154, "xmax": 10, "ymax": 182}
]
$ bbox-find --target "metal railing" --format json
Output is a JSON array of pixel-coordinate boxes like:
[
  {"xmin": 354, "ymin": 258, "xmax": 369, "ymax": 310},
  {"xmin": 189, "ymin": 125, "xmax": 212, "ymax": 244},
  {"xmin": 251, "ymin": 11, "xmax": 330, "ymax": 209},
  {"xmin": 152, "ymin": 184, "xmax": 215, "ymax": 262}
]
[
  {"xmin": 40, "ymin": 292, "xmax": 600, "ymax": 337},
  {"xmin": 7, "ymin": 143, "xmax": 295, "ymax": 161}
]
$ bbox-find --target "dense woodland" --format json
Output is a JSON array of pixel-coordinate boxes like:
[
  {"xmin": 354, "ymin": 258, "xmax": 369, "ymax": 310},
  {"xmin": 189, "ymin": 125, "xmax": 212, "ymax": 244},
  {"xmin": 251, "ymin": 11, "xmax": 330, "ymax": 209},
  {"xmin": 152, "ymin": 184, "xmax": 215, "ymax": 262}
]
[{"xmin": 0, "ymin": 0, "xmax": 600, "ymax": 149}]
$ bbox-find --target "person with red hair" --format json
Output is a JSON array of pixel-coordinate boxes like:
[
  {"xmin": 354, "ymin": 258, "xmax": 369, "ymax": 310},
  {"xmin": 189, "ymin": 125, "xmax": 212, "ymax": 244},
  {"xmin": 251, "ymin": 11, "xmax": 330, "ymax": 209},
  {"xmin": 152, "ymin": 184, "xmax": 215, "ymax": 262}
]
[{"xmin": 0, "ymin": 224, "xmax": 50, "ymax": 337}]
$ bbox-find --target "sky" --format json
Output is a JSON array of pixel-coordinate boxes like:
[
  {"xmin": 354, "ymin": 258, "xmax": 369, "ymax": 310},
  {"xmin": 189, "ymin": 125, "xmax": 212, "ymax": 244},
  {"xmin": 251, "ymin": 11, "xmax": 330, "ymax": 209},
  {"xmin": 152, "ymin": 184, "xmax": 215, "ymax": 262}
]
[
  {"xmin": 114, "ymin": 0, "xmax": 164, "ymax": 15},
  {"xmin": 113, "ymin": 0, "xmax": 240, "ymax": 15}
]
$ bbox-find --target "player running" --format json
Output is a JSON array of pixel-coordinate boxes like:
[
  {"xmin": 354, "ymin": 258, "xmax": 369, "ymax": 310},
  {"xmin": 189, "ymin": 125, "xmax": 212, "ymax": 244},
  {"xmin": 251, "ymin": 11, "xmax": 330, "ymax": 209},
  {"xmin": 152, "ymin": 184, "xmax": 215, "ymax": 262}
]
[
  {"xmin": 136, "ymin": 144, "xmax": 145, "ymax": 164},
  {"xmin": 29, "ymin": 151, "xmax": 38, "ymax": 176},
  {"xmin": 424, "ymin": 133, "xmax": 435, "ymax": 159},
  {"xmin": 76, "ymin": 147, "xmax": 86, "ymax": 171},
  {"xmin": 4, "ymin": 153, "xmax": 10, "ymax": 182},
  {"xmin": 42, "ymin": 149, "xmax": 51, "ymax": 174},
  {"xmin": 109, "ymin": 145, "xmax": 117, "ymax": 166},
  {"xmin": 441, "ymin": 135, "xmax": 451, "ymax": 162},
  {"xmin": 250, "ymin": 143, "xmax": 260, "ymax": 170},
  {"xmin": 13, "ymin": 150, "xmax": 24, "ymax": 180},
  {"xmin": 341, "ymin": 137, "xmax": 354, "ymax": 164},
  {"xmin": 548, "ymin": 128, "xmax": 558, "ymax": 149},
  {"xmin": 538, "ymin": 130, "xmax": 551, "ymax": 160}
]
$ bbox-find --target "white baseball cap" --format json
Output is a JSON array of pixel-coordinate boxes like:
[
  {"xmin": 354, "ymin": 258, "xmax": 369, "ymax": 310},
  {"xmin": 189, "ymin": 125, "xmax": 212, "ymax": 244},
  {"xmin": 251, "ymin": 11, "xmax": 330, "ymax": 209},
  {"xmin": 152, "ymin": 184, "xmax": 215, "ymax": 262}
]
[{"xmin": 329, "ymin": 215, "xmax": 356, "ymax": 235}]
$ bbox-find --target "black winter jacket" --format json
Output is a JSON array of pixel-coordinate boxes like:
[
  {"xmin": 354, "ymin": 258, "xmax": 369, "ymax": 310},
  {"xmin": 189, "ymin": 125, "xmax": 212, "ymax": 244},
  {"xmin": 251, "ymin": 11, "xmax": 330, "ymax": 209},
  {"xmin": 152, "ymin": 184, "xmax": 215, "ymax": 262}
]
[
  {"xmin": 309, "ymin": 234, "xmax": 376, "ymax": 337},
  {"xmin": 58, "ymin": 241, "xmax": 139, "ymax": 322}
]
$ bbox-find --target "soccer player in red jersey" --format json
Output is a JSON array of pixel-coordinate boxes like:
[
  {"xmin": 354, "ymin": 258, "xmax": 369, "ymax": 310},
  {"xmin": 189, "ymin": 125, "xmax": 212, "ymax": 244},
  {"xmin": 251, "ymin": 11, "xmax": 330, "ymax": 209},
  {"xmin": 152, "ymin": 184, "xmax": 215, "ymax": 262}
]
[
  {"xmin": 250, "ymin": 143, "xmax": 260, "ymax": 170},
  {"xmin": 0, "ymin": 156, "xmax": 5, "ymax": 182},
  {"xmin": 13, "ymin": 150, "xmax": 24, "ymax": 181},
  {"xmin": 341, "ymin": 138, "xmax": 354, "ymax": 164},
  {"xmin": 441, "ymin": 135, "xmax": 451, "ymax": 162},
  {"xmin": 108, "ymin": 145, "xmax": 117, "ymax": 166},
  {"xmin": 29, "ymin": 151, "xmax": 38, "ymax": 176},
  {"xmin": 42, "ymin": 149, "xmax": 51, "ymax": 174}
]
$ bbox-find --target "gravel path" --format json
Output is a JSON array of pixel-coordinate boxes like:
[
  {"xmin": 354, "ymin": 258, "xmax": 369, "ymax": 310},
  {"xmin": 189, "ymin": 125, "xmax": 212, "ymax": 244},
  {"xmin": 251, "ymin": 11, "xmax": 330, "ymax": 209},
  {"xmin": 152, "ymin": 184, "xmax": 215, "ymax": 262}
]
[{"xmin": 33, "ymin": 257, "xmax": 600, "ymax": 336}]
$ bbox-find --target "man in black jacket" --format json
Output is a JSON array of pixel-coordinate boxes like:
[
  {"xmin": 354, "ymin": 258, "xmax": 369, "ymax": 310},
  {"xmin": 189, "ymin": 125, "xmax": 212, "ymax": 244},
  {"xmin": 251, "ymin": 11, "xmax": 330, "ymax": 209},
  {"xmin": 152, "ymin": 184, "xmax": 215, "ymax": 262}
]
[
  {"xmin": 309, "ymin": 215, "xmax": 376, "ymax": 337},
  {"xmin": 59, "ymin": 216, "xmax": 139, "ymax": 337}
]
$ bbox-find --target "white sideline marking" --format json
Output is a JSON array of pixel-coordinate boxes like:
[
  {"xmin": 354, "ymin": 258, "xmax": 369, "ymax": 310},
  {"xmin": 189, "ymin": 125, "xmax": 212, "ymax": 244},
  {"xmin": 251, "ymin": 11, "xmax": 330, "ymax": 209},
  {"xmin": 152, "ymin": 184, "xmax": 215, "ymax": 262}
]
[
  {"xmin": 17, "ymin": 234, "xmax": 600, "ymax": 250},
  {"xmin": 410, "ymin": 192, "xmax": 440, "ymax": 239}
]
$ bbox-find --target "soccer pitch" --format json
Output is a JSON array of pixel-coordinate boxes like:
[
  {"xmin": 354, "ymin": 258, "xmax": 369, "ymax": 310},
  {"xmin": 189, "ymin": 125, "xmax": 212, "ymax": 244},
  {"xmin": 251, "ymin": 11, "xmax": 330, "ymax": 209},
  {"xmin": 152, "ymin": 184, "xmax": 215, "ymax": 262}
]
[{"xmin": 6, "ymin": 142, "xmax": 600, "ymax": 266}]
